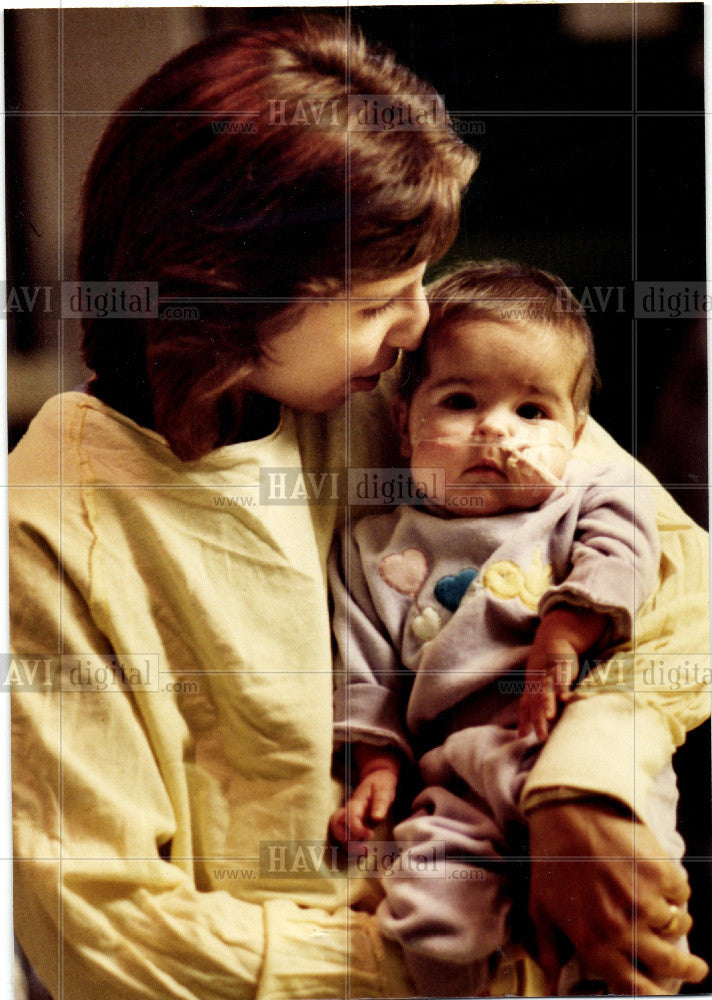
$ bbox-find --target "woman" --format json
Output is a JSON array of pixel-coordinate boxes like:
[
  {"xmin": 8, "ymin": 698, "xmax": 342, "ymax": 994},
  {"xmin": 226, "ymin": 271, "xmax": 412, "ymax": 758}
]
[{"xmin": 11, "ymin": 16, "xmax": 708, "ymax": 998}]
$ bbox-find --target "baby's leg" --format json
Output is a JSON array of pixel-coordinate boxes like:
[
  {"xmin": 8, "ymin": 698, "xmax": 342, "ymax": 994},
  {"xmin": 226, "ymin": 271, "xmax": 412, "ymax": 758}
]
[{"xmin": 377, "ymin": 782, "xmax": 513, "ymax": 996}]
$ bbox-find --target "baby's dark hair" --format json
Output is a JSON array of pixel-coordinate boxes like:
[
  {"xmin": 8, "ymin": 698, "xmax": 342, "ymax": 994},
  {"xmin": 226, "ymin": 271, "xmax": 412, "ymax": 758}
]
[{"xmin": 400, "ymin": 260, "xmax": 599, "ymax": 411}]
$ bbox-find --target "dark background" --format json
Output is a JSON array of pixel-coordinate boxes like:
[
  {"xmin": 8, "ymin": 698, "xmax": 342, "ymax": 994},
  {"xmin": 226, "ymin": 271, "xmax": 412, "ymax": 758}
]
[{"xmin": 6, "ymin": 4, "xmax": 710, "ymax": 992}]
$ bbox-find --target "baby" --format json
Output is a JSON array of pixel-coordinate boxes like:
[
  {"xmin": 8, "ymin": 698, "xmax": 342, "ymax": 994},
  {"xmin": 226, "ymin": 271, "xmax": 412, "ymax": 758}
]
[{"xmin": 329, "ymin": 262, "xmax": 684, "ymax": 996}]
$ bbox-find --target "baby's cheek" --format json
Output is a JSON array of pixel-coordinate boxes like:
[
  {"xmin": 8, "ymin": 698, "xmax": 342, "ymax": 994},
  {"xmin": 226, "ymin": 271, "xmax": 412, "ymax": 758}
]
[
  {"xmin": 510, "ymin": 482, "xmax": 558, "ymax": 511},
  {"xmin": 414, "ymin": 411, "xmax": 469, "ymax": 442},
  {"xmin": 543, "ymin": 444, "xmax": 569, "ymax": 481}
]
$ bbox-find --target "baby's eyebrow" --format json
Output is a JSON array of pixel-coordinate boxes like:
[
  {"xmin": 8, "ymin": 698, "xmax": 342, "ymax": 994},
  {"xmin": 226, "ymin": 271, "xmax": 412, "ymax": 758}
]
[
  {"xmin": 522, "ymin": 382, "xmax": 561, "ymax": 400},
  {"xmin": 428, "ymin": 376, "xmax": 473, "ymax": 391}
]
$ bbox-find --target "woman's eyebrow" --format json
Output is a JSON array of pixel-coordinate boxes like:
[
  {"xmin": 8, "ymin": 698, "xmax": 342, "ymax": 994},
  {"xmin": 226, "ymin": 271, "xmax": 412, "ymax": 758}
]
[
  {"xmin": 354, "ymin": 293, "xmax": 396, "ymax": 306},
  {"xmin": 351, "ymin": 274, "xmax": 421, "ymax": 303}
]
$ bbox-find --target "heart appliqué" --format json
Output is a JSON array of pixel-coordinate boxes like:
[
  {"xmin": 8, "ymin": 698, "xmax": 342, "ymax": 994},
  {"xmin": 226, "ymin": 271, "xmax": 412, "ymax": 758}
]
[
  {"xmin": 379, "ymin": 549, "xmax": 429, "ymax": 598},
  {"xmin": 434, "ymin": 569, "xmax": 478, "ymax": 612},
  {"xmin": 412, "ymin": 607, "xmax": 442, "ymax": 642}
]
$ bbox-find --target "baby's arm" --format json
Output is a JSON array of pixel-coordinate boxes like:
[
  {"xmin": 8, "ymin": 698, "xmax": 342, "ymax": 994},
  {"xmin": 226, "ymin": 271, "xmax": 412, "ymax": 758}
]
[
  {"xmin": 519, "ymin": 461, "xmax": 662, "ymax": 743},
  {"xmin": 518, "ymin": 605, "xmax": 608, "ymax": 741},
  {"xmin": 329, "ymin": 522, "xmax": 416, "ymax": 849},
  {"xmin": 330, "ymin": 744, "xmax": 401, "ymax": 848}
]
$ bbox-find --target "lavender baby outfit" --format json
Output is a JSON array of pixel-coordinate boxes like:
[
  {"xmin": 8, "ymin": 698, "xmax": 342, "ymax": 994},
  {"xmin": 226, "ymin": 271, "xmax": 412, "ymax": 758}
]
[{"xmin": 331, "ymin": 459, "xmax": 685, "ymax": 995}]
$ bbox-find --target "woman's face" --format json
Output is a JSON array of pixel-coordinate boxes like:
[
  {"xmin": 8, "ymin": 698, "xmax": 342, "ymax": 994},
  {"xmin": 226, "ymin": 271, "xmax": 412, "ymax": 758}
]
[{"xmin": 245, "ymin": 263, "xmax": 429, "ymax": 412}]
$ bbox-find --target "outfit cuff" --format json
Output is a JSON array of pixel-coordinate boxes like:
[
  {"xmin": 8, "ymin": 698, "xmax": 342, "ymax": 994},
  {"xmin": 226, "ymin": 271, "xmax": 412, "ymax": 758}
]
[
  {"xmin": 539, "ymin": 560, "xmax": 637, "ymax": 647},
  {"xmin": 520, "ymin": 692, "xmax": 676, "ymax": 825},
  {"xmin": 522, "ymin": 785, "xmax": 620, "ymax": 813},
  {"xmin": 333, "ymin": 685, "xmax": 414, "ymax": 762}
]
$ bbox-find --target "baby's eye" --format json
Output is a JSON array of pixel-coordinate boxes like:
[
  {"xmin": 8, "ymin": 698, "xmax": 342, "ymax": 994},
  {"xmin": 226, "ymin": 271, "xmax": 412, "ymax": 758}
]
[
  {"xmin": 441, "ymin": 392, "xmax": 476, "ymax": 411},
  {"xmin": 517, "ymin": 403, "xmax": 546, "ymax": 420}
]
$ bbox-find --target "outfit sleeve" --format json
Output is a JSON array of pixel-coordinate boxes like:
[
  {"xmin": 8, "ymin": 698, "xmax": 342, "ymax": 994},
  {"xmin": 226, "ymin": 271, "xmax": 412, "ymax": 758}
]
[
  {"xmin": 539, "ymin": 463, "xmax": 661, "ymax": 645},
  {"xmin": 523, "ymin": 446, "xmax": 710, "ymax": 825},
  {"xmin": 10, "ymin": 511, "xmax": 413, "ymax": 1000},
  {"xmin": 329, "ymin": 528, "xmax": 414, "ymax": 761}
]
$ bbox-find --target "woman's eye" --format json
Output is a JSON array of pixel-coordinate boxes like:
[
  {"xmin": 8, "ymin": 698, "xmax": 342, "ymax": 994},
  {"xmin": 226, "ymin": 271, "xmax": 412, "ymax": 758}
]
[
  {"xmin": 517, "ymin": 403, "xmax": 546, "ymax": 420},
  {"xmin": 441, "ymin": 392, "xmax": 476, "ymax": 411},
  {"xmin": 362, "ymin": 299, "xmax": 395, "ymax": 318}
]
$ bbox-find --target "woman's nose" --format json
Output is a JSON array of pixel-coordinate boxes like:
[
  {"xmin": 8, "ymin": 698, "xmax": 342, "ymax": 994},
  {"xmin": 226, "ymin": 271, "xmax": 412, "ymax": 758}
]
[{"xmin": 387, "ymin": 287, "xmax": 429, "ymax": 350}]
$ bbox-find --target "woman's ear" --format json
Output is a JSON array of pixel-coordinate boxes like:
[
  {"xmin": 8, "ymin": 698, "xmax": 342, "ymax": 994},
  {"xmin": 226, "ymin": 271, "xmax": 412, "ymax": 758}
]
[{"xmin": 391, "ymin": 397, "xmax": 412, "ymax": 459}]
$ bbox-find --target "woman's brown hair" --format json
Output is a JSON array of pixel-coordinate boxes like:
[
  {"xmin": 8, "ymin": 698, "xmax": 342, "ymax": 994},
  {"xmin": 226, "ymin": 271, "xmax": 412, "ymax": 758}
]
[{"xmin": 80, "ymin": 14, "xmax": 478, "ymax": 459}]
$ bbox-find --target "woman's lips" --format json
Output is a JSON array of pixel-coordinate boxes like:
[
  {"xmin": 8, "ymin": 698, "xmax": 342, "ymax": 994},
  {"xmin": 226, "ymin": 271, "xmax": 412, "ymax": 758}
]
[{"xmin": 350, "ymin": 373, "xmax": 382, "ymax": 392}]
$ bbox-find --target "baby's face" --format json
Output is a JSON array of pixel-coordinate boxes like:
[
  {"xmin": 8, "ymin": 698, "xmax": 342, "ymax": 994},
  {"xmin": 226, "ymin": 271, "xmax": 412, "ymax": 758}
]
[{"xmin": 401, "ymin": 319, "xmax": 586, "ymax": 517}]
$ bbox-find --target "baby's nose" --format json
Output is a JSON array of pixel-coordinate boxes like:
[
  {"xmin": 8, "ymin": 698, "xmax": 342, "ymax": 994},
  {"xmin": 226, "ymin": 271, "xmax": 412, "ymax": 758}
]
[{"xmin": 476, "ymin": 408, "xmax": 512, "ymax": 437}]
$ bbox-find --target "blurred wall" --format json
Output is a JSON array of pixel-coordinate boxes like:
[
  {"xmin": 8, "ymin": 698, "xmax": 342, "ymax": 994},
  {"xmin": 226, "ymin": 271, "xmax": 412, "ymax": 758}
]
[{"xmin": 5, "ymin": 7, "xmax": 208, "ymax": 431}]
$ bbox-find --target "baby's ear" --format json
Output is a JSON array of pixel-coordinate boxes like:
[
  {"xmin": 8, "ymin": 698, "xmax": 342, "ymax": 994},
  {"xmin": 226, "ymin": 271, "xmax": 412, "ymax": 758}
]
[
  {"xmin": 573, "ymin": 411, "xmax": 587, "ymax": 446},
  {"xmin": 391, "ymin": 397, "xmax": 412, "ymax": 459}
]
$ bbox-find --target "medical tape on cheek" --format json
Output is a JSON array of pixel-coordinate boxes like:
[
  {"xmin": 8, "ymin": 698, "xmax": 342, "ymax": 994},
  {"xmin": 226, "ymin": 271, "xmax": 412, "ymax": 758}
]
[
  {"xmin": 501, "ymin": 428, "xmax": 573, "ymax": 487},
  {"xmin": 503, "ymin": 448, "xmax": 562, "ymax": 487},
  {"xmin": 409, "ymin": 425, "xmax": 573, "ymax": 488}
]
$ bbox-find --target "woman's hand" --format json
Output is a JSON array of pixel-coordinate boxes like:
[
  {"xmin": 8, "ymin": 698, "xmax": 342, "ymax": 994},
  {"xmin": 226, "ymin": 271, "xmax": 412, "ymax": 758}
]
[{"xmin": 528, "ymin": 800, "xmax": 709, "ymax": 994}]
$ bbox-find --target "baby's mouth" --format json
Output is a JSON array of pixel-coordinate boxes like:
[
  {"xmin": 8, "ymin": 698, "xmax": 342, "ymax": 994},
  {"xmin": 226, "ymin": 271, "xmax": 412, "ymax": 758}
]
[{"xmin": 463, "ymin": 457, "xmax": 506, "ymax": 480}]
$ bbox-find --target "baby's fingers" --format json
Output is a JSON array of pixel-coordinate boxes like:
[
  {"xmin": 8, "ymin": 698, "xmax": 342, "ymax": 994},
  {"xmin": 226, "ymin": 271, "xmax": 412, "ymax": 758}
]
[
  {"xmin": 345, "ymin": 788, "xmax": 376, "ymax": 839},
  {"xmin": 517, "ymin": 698, "xmax": 534, "ymax": 738},
  {"xmin": 330, "ymin": 801, "xmax": 371, "ymax": 844},
  {"xmin": 329, "ymin": 807, "xmax": 349, "ymax": 846},
  {"xmin": 518, "ymin": 691, "xmax": 553, "ymax": 741},
  {"xmin": 552, "ymin": 654, "xmax": 578, "ymax": 697},
  {"xmin": 369, "ymin": 781, "xmax": 396, "ymax": 823},
  {"xmin": 532, "ymin": 695, "xmax": 554, "ymax": 742}
]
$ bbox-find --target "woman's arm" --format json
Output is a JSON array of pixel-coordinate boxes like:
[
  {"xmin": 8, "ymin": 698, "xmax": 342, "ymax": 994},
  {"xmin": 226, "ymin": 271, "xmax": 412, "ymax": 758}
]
[
  {"xmin": 521, "ymin": 422, "xmax": 710, "ymax": 990},
  {"xmin": 10, "ymin": 459, "xmax": 414, "ymax": 1000}
]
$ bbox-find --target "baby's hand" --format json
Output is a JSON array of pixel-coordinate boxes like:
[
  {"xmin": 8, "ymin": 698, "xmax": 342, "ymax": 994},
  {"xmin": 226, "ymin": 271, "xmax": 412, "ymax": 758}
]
[
  {"xmin": 518, "ymin": 631, "xmax": 579, "ymax": 742},
  {"xmin": 518, "ymin": 607, "xmax": 608, "ymax": 741},
  {"xmin": 330, "ymin": 749, "xmax": 400, "ymax": 852}
]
